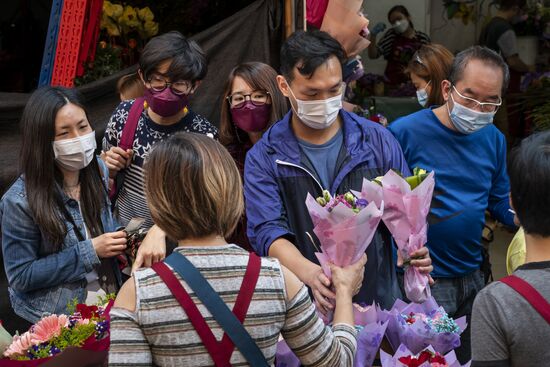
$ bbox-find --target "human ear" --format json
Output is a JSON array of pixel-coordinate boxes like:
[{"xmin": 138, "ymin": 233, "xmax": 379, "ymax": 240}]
[{"xmin": 276, "ymin": 75, "xmax": 291, "ymax": 98}]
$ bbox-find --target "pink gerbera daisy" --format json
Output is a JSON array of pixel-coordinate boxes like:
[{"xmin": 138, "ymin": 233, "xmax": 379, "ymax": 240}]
[
  {"xmin": 3, "ymin": 331, "xmax": 35, "ymax": 358},
  {"xmin": 31, "ymin": 314, "xmax": 69, "ymax": 344}
]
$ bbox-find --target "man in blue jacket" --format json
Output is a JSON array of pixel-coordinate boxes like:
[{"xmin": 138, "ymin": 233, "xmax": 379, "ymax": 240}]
[
  {"xmin": 388, "ymin": 46, "xmax": 517, "ymax": 362},
  {"xmin": 244, "ymin": 30, "xmax": 432, "ymax": 312}
]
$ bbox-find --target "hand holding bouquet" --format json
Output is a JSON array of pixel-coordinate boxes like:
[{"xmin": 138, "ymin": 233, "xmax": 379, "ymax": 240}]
[
  {"xmin": 380, "ymin": 344, "xmax": 471, "ymax": 367},
  {"xmin": 354, "ymin": 168, "xmax": 435, "ymax": 303}
]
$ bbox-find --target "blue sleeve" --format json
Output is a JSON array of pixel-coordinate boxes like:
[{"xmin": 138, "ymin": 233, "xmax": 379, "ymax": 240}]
[
  {"xmin": 244, "ymin": 147, "xmax": 295, "ymax": 257},
  {"xmin": 1, "ymin": 195, "xmax": 100, "ymax": 293},
  {"xmin": 488, "ymin": 133, "xmax": 515, "ymax": 228}
]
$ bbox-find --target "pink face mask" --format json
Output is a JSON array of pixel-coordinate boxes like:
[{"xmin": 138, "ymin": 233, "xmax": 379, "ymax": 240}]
[
  {"xmin": 144, "ymin": 88, "xmax": 189, "ymax": 117},
  {"xmin": 230, "ymin": 101, "xmax": 271, "ymax": 132}
]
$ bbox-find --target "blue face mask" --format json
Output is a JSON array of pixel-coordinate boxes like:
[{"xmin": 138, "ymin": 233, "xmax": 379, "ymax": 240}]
[
  {"xmin": 416, "ymin": 81, "xmax": 430, "ymax": 107},
  {"xmin": 447, "ymin": 94, "xmax": 496, "ymax": 134}
]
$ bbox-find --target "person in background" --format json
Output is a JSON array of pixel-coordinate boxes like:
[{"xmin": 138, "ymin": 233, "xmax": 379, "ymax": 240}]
[
  {"xmin": 405, "ymin": 44, "xmax": 454, "ymax": 107},
  {"xmin": 472, "ymin": 130, "xmax": 550, "ymax": 367},
  {"xmin": 368, "ymin": 5, "xmax": 430, "ymax": 86},
  {"xmin": 1, "ymin": 87, "xmax": 124, "ymax": 324},
  {"xmin": 117, "ymin": 72, "xmax": 144, "ymax": 101},
  {"xmin": 109, "ymin": 133, "xmax": 366, "ymax": 366},
  {"xmin": 479, "ymin": 0, "xmax": 535, "ymax": 146},
  {"xmin": 388, "ymin": 46, "xmax": 517, "ymax": 362},
  {"xmin": 244, "ymin": 30, "xmax": 432, "ymax": 314},
  {"xmin": 102, "ymin": 31, "xmax": 218, "ymax": 231},
  {"xmin": 479, "ymin": 0, "xmax": 533, "ymax": 74},
  {"xmin": 219, "ymin": 62, "xmax": 288, "ymax": 250}
]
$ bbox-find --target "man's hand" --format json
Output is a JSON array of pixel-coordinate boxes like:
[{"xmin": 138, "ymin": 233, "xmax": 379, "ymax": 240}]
[{"xmin": 398, "ymin": 246, "xmax": 434, "ymax": 285}]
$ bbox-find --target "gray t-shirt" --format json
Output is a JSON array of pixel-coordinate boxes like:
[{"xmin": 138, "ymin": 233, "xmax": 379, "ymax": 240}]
[
  {"xmin": 471, "ymin": 261, "xmax": 550, "ymax": 367},
  {"xmin": 298, "ymin": 129, "xmax": 344, "ymax": 190}
]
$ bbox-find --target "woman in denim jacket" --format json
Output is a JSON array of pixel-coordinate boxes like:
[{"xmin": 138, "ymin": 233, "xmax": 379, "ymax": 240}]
[{"xmin": 1, "ymin": 87, "xmax": 126, "ymax": 324}]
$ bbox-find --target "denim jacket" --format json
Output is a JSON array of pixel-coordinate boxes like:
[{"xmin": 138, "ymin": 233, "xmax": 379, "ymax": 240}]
[{"xmin": 1, "ymin": 159, "xmax": 121, "ymax": 323}]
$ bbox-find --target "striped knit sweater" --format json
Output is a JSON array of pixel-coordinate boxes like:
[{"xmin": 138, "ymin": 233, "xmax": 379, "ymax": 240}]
[{"xmin": 108, "ymin": 244, "xmax": 357, "ymax": 366}]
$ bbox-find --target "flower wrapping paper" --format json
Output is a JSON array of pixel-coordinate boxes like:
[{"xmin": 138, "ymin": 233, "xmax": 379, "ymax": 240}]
[
  {"xmin": 380, "ymin": 343, "xmax": 471, "ymax": 367},
  {"xmin": 353, "ymin": 170, "xmax": 435, "ymax": 303},
  {"xmin": 353, "ymin": 303, "xmax": 389, "ymax": 367},
  {"xmin": 380, "ymin": 297, "xmax": 467, "ymax": 355},
  {"xmin": 305, "ymin": 192, "xmax": 384, "ymax": 279}
]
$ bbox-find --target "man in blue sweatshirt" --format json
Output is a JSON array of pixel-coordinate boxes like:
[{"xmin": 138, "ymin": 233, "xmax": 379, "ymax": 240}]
[
  {"xmin": 245, "ymin": 30, "xmax": 433, "ymax": 314},
  {"xmin": 389, "ymin": 46, "xmax": 516, "ymax": 362}
]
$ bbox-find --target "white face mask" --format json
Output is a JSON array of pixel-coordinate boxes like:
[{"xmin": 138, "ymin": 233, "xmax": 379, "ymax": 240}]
[
  {"xmin": 416, "ymin": 80, "xmax": 431, "ymax": 107},
  {"xmin": 447, "ymin": 94, "xmax": 496, "ymax": 134},
  {"xmin": 52, "ymin": 131, "xmax": 97, "ymax": 171},
  {"xmin": 287, "ymin": 84, "xmax": 343, "ymax": 130},
  {"xmin": 393, "ymin": 19, "xmax": 409, "ymax": 34}
]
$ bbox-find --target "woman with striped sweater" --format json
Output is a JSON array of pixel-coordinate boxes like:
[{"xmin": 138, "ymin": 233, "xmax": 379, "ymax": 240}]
[{"xmin": 108, "ymin": 132, "xmax": 366, "ymax": 366}]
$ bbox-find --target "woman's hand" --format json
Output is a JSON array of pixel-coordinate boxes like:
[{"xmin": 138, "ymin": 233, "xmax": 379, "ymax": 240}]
[
  {"xmin": 131, "ymin": 225, "xmax": 166, "ymax": 272},
  {"xmin": 92, "ymin": 231, "xmax": 127, "ymax": 258},
  {"xmin": 330, "ymin": 254, "xmax": 367, "ymax": 298},
  {"xmin": 101, "ymin": 147, "xmax": 133, "ymax": 178}
]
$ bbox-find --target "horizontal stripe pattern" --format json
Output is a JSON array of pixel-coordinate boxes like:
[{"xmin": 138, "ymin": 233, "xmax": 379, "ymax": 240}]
[{"xmin": 108, "ymin": 245, "xmax": 357, "ymax": 366}]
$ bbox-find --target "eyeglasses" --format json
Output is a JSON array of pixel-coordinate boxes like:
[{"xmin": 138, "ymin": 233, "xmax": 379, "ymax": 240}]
[
  {"xmin": 451, "ymin": 86, "xmax": 502, "ymax": 113},
  {"xmin": 227, "ymin": 90, "xmax": 270, "ymax": 108},
  {"xmin": 146, "ymin": 75, "xmax": 194, "ymax": 95}
]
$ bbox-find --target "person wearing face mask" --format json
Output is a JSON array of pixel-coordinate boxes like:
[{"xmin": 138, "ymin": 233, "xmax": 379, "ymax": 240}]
[
  {"xmin": 219, "ymin": 62, "xmax": 288, "ymax": 251},
  {"xmin": 0, "ymin": 87, "xmax": 124, "ymax": 325},
  {"xmin": 405, "ymin": 44, "xmax": 454, "ymax": 108},
  {"xmin": 479, "ymin": 0, "xmax": 535, "ymax": 147},
  {"xmin": 388, "ymin": 46, "xmax": 517, "ymax": 363},
  {"xmin": 102, "ymin": 32, "xmax": 217, "ymax": 272},
  {"xmin": 368, "ymin": 5, "xmax": 430, "ymax": 86},
  {"xmin": 244, "ymin": 30, "xmax": 433, "ymax": 314}
]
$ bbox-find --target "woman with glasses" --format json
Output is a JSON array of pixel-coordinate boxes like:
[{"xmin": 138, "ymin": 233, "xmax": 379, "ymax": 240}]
[
  {"xmin": 405, "ymin": 44, "xmax": 454, "ymax": 108},
  {"xmin": 101, "ymin": 31, "xmax": 218, "ymax": 271},
  {"xmin": 219, "ymin": 62, "xmax": 288, "ymax": 250}
]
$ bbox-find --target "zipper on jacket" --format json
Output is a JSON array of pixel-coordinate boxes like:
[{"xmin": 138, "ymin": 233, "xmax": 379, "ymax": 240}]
[{"xmin": 275, "ymin": 159, "xmax": 324, "ymax": 193}]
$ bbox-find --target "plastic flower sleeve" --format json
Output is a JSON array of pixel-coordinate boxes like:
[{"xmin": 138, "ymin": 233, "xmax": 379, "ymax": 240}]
[
  {"xmin": 380, "ymin": 344, "xmax": 471, "ymax": 367},
  {"xmin": 353, "ymin": 303, "xmax": 389, "ymax": 367},
  {"xmin": 305, "ymin": 193, "xmax": 384, "ymax": 280},
  {"xmin": 354, "ymin": 171, "xmax": 435, "ymax": 303},
  {"xmin": 381, "ymin": 297, "xmax": 467, "ymax": 355}
]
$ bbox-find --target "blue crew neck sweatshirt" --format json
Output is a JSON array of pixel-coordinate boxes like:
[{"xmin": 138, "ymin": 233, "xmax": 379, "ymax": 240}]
[{"xmin": 388, "ymin": 108, "xmax": 515, "ymax": 278}]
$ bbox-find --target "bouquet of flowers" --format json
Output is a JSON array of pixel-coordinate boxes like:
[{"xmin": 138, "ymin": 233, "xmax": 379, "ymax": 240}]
[
  {"xmin": 353, "ymin": 168, "xmax": 435, "ymax": 303},
  {"xmin": 1, "ymin": 295, "xmax": 114, "ymax": 366},
  {"xmin": 380, "ymin": 344, "xmax": 471, "ymax": 367},
  {"xmin": 381, "ymin": 298, "xmax": 466, "ymax": 355},
  {"xmin": 305, "ymin": 190, "xmax": 384, "ymax": 280},
  {"xmin": 275, "ymin": 303, "xmax": 388, "ymax": 367},
  {"xmin": 353, "ymin": 303, "xmax": 389, "ymax": 367}
]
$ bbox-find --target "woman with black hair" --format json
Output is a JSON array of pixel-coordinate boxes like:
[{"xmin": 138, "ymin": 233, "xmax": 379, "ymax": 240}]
[
  {"xmin": 1, "ymin": 86, "xmax": 125, "ymax": 324},
  {"xmin": 368, "ymin": 5, "xmax": 430, "ymax": 86}
]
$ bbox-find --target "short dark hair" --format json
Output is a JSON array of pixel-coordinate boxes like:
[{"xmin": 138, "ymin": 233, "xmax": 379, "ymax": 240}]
[
  {"xmin": 449, "ymin": 46, "xmax": 510, "ymax": 93},
  {"xmin": 139, "ymin": 31, "xmax": 207, "ymax": 83},
  {"xmin": 508, "ymin": 131, "xmax": 550, "ymax": 237},
  {"xmin": 280, "ymin": 30, "xmax": 346, "ymax": 82},
  {"xmin": 498, "ymin": 0, "xmax": 527, "ymax": 11}
]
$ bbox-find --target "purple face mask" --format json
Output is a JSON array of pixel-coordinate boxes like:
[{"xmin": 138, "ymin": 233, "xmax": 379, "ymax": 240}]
[
  {"xmin": 230, "ymin": 101, "xmax": 271, "ymax": 132},
  {"xmin": 144, "ymin": 88, "xmax": 189, "ymax": 117}
]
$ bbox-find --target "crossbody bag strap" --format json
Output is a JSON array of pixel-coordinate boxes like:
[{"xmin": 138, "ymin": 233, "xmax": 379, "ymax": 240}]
[
  {"xmin": 219, "ymin": 253, "xmax": 261, "ymax": 361},
  {"xmin": 162, "ymin": 251, "xmax": 268, "ymax": 366},
  {"xmin": 500, "ymin": 275, "xmax": 550, "ymax": 324},
  {"xmin": 152, "ymin": 261, "xmax": 226, "ymax": 366},
  {"xmin": 109, "ymin": 97, "xmax": 144, "ymax": 203}
]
